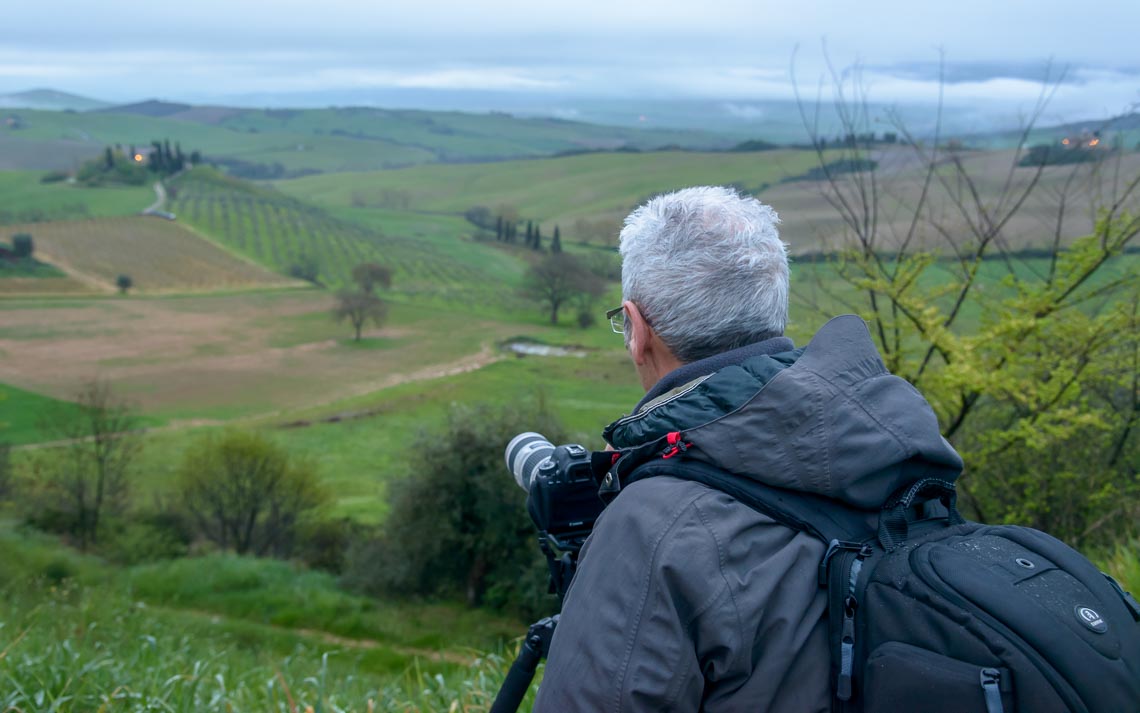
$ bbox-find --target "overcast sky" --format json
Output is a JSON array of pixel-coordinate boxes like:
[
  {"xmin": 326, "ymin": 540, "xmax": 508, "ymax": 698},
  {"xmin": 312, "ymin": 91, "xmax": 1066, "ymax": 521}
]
[{"xmin": 3, "ymin": 0, "xmax": 1138, "ymax": 118}]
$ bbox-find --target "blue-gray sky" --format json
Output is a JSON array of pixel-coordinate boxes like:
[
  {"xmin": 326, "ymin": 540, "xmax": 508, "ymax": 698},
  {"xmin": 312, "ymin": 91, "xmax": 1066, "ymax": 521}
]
[{"xmin": 3, "ymin": 0, "xmax": 1138, "ymax": 119}]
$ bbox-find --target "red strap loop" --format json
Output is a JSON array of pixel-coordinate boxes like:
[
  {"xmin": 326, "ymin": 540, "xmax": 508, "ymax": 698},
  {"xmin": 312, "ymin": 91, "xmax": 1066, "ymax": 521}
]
[{"xmin": 662, "ymin": 431, "xmax": 686, "ymax": 459}]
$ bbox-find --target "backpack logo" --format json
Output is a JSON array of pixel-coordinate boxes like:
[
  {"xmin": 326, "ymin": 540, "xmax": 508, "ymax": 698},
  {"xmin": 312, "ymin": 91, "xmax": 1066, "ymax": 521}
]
[{"xmin": 1075, "ymin": 606, "xmax": 1108, "ymax": 634}]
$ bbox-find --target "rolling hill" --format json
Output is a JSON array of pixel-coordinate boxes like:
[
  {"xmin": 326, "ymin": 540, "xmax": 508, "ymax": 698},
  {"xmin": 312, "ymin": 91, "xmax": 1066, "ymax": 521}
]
[
  {"xmin": 0, "ymin": 88, "xmax": 109, "ymax": 111},
  {"xmin": 0, "ymin": 103, "xmax": 735, "ymax": 174},
  {"xmin": 275, "ymin": 148, "xmax": 822, "ymax": 246},
  {"xmin": 168, "ymin": 167, "xmax": 527, "ymax": 307}
]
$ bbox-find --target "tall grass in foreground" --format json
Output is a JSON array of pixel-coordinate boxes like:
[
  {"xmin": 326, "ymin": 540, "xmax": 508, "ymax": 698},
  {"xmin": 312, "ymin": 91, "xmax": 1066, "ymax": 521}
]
[
  {"xmin": 0, "ymin": 579, "xmax": 532, "ymax": 712},
  {"xmin": 1102, "ymin": 539, "xmax": 1140, "ymax": 595}
]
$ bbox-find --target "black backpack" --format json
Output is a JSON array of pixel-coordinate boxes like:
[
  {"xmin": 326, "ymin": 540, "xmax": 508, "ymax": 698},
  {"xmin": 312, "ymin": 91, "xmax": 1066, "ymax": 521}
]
[{"xmin": 612, "ymin": 457, "xmax": 1140, "ymax": 713}]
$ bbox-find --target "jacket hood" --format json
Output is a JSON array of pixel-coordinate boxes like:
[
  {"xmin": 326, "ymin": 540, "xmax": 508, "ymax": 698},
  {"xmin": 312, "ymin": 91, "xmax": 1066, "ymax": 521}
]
[{"xmin": 603, "ymin": 315, "xmax": 963, "ymax": 509}]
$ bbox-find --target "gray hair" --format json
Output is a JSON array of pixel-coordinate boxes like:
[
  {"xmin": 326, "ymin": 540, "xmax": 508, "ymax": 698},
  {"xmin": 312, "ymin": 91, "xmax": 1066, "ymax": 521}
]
[{"xmin": 619, "ymin": 186, "xmax": 788, "ymax": 363}]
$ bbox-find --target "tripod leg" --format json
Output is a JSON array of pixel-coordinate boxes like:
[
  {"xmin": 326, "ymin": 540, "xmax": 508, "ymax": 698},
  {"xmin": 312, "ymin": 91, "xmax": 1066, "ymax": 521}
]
[{"xmin": 489, "ymin": 616, "xmax": 558, "ymax": 713}]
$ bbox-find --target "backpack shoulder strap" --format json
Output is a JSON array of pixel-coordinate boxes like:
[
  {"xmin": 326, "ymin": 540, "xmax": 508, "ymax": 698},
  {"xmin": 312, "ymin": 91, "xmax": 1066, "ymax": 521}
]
[{"xmin": 622, "ymin": 457, "xmax": 873, "ymax": 547}]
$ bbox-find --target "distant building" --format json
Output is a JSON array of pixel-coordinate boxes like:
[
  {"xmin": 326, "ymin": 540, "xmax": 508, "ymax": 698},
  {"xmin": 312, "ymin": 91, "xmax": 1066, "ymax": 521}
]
[{"xmin": 1060, "ymin": 129, "xmax": 1102, "ymax": 149}]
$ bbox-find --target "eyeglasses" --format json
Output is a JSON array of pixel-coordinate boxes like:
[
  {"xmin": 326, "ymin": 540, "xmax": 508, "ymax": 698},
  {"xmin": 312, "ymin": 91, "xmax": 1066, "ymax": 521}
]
[{"xmin": 606, "ymin": 306, "xmax": 625, "ymax": 334}]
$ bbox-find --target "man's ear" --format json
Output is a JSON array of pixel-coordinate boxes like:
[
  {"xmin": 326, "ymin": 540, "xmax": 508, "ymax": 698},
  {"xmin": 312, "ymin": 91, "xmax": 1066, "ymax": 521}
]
[{"xmin": 624, "ymin": 300, "xmax": 652, "ymax": 366}]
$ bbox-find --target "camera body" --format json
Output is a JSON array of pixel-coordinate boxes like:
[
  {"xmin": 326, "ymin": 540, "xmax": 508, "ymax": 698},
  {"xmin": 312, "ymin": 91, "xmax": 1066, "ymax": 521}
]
[
  {"xmin": 527, "ymin": 443, "xmax": 604, "ymax": 540},
  {"xmin": 505, "ymin": 433, "xmax": 605, "ymax": 543}
]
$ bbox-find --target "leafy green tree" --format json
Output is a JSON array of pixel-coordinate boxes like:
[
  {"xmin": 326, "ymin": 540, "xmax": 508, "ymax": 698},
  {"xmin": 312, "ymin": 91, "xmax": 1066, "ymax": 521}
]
[
  {"xmin": 11, "ymin": 233, "xmax": 33, "ymax": 258},
  {"xmin": 342, "ymin": 400, "xmax": 564, "ymax": 613},
  {"xmin": 177, "ymin": 431, "xmax": 327, "ymax": 557},
  {"xmin": 116, "ymin": 274, "xmax": 133, "ymax": 294}
]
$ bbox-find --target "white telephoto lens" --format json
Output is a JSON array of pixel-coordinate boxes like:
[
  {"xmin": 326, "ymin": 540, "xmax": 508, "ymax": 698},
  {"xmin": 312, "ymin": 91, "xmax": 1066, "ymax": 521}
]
[{"xmin": 505, "ymin": 432, "xmax": 554, "ymax": 492}]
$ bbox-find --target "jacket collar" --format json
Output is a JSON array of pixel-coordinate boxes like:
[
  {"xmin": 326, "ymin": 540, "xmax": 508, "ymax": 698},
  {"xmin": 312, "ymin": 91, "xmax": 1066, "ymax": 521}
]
[{"xmin": 633, "ymin": 335, "xmax": 795, "ymax": 414}]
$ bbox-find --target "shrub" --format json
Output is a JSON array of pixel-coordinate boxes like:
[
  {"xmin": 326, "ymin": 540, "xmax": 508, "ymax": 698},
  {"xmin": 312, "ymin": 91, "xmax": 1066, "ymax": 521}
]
[
  {"xmin": 101, "ymin": 509, "xmax": 192, "ymax": 565},
  {"xmin": 343, "ymin": 400, "xmax": 564, "ymax": 618},
  {"xmin": 11, "ymin": 232, "xmax": 33, "ymax": 258},
  {"xmin": 177, "ymin": 430, "xmax": 328, "ymax": 558}
]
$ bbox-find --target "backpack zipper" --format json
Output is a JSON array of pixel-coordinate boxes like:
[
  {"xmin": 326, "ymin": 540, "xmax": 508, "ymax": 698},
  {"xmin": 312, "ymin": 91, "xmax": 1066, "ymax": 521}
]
[{"xmin": 835, "ymin": 544, "xmax": 872, "ymax": 701}]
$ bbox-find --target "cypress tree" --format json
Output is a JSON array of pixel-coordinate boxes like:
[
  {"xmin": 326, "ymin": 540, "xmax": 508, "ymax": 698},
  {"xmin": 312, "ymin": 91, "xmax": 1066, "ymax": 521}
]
[
  {"xmin": 525, "ymin": 221, "xmax": 534, "ymax": 247},
  {"xmin": 534, "ymin": 225, "xmax": 542, "ymax": 251},
  {"xmin": 496, "ymin": 215, "xmax": 504, "ymax": 241},
  {"xmin": 552, "ymin": 226, "xmax": 562, "ymax": 254},
  {"xmin": 150, "ymin": 141, "xmax": 164, "ymax": 172},
  {"xmin": 104, "ymin": 146, "xmax": 114, "ymax": 169}
]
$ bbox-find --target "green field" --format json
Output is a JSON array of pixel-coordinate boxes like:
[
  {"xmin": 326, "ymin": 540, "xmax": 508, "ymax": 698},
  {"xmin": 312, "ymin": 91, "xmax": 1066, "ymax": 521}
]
[
  {"xmin": 0, "ymin": 170, "xmax": 152, "ymax": 224},
  {"xmin": 0, "ymin": 383, "xmax": 88, "ymax": 445}
]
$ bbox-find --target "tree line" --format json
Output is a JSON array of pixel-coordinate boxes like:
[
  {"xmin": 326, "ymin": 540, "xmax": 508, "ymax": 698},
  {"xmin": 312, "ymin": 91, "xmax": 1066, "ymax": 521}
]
[{"xmin": 465, "ymin": 206, "xmax": 564, "ymax": 253}]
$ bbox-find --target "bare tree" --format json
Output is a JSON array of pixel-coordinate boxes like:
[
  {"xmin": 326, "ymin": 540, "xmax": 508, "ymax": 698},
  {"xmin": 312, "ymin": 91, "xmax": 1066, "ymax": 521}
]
[
  {"xmin": 333, "ymin": 289, "xmax": 387, "ymax": 341},
  {"xmin": 37, "ymin": 381, "xmax": 141, "ymax": 549},
  {"xmin": 520, "ymin": 253, "xmax": 606, "ymax": 325}
]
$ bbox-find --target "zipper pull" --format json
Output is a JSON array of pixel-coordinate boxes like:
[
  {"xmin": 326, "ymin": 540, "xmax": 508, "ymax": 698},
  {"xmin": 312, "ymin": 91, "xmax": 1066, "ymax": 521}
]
[
  {"xmin": 835, "ymin": 545, "xmax": 870, "ymax": 702},
  {"xmin": 979, "ymin": 668, "xmax": 1004, "ymax": 713},
  {"xmin": 837, "ymin": 595, "xmax": 857, "ymax": 700}
]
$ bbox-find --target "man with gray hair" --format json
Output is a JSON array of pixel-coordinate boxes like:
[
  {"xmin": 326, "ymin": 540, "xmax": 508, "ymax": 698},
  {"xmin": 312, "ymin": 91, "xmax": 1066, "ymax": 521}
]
[{"xmin": 533, "ymin": 186, "xmax": 962, "ymax": 711}]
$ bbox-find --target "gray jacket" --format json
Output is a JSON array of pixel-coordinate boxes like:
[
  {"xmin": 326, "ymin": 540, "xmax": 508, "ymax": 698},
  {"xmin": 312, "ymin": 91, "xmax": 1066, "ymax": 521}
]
[{"xmin": 533, "ymin": 316, "xmax": 963, "ymax": 712}]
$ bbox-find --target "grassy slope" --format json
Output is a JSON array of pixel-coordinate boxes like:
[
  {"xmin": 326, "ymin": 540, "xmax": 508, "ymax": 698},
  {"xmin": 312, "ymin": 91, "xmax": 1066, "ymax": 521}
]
[
  {"xmin": 0, "ymin": 383, "xmax": 86, "ymax": 445},
  {"xmin": 0, "ymin": 529, "xmax": 528, "ymax": 711},
  {"xmin": 169, "ymin": 167, "xmax": 528, "ymax": 308}
]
